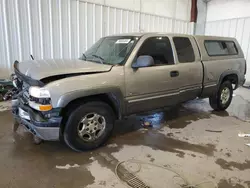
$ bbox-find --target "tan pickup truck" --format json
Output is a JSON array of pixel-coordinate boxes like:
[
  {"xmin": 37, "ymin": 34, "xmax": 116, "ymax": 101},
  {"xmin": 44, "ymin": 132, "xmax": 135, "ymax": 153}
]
[{"xmin": 11, "ymin": 33, "xmax": 246, "ymax": 151}]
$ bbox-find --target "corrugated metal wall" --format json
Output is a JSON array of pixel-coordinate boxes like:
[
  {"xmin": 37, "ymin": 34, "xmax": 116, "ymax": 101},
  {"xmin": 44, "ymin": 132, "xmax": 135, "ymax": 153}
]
[
  {"xmin": 205, "ymin": 17, "xmax": 250, "ymax": 82},
  {"xmin": 0, "ymin": 0, "xmax": 193, "ymax": 78}
]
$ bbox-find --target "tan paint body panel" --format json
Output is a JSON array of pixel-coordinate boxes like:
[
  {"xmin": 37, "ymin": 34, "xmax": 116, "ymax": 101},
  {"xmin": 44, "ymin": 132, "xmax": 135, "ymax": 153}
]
[
  {"xmin": 194, "ymin": 35, "xmax": 245, "ymax": 91},
  {"xmin": 16, "ymin": 33, "xmax": 246, "ymax": 116}
]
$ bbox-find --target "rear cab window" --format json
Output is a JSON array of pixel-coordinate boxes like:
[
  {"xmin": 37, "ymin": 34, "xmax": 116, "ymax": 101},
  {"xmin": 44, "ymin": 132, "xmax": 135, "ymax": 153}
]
[
  {"xmin": 173, "ymin": 37, "xmax": 195, "ymax": 63},
  {"xmin": 204, "ymin": 40, "xmax": 238, "ymax": 56}
]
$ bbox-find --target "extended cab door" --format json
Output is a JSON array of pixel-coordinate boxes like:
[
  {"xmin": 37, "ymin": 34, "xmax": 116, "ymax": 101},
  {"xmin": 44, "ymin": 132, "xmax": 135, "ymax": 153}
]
[
  {"xmin": 171, "ymin": 36, "xmax": 203, "ymax": 102},
  {"xmin": 124, "ymin": 36, "xmax": 181, "ymax": 114}
]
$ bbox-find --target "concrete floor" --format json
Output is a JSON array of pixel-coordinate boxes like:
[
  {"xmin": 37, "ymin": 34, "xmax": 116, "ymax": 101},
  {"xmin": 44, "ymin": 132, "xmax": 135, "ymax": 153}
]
[{"xmin": 0, "ymin": 88, "xmax": 250, "ymax": 188}]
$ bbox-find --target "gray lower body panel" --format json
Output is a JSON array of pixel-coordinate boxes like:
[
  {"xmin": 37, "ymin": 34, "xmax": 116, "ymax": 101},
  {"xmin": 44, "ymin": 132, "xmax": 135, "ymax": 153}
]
[
  {"xmin": 15, "ymin": 115, "xmax": 60, "ymax": 141},
  {"xmin": 12, "ymin": 99, "xmax": 61, "ymax": 141}
]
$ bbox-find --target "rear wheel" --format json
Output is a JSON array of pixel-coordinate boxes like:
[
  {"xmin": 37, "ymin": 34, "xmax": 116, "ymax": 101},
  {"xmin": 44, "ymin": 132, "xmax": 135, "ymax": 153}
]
[
  {"xmin": 209, "ymin": 81, "xmax": 233, "ymax": 111},
  {"xmin": 63, "ymin": 101, "xmax": 115, "ymax": 151}
]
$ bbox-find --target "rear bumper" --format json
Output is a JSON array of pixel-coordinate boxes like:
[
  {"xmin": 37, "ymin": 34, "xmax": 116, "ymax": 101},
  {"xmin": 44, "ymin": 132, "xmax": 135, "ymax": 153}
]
[
  {"xmin": 236, "ymin": 75, "xmax": 246, "ymax": 89},
  {"xmin": 12, "ymin": 99, "xmax": 61, "ymax": 141},
  {"xmin": 241, "ymin": 78, "xmax": 246, "ymax": 86}
]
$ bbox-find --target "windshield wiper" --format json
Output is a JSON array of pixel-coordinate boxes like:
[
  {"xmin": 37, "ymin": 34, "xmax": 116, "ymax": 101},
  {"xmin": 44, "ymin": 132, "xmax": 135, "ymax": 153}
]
[
  {"xmin": 82, "ymin": 53, "xmax": 87, "ymax": 60},
  {"xmin": 92, "ymin": 55, "xmax": 104, "ymax": 64}
]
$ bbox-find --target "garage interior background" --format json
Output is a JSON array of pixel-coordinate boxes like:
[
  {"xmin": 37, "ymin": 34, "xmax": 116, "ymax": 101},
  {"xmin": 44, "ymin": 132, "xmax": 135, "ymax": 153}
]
[{"xmin": 0, "ymin": 0, "xmax": 250, "ymax": 82}]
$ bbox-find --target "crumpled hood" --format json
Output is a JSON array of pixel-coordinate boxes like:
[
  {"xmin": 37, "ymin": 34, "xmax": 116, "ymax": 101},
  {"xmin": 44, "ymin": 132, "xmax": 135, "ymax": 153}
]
[{"xmin": 17, "ymin": 59, "xmax": 113, "ymax": 80}]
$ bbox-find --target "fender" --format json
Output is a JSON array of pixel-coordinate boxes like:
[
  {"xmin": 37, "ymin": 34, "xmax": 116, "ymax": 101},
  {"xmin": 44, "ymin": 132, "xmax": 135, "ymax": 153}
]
[
  {"xmin": 217, "ymin": 70, "xmax": 240, "ymax": 90},
  {"xmin": 57, "ymin": 87, "xmax": 125, "ymax": 118},
  {"xmin": 200, "ymin": 70, "xmax": 240, "ymax": 98}
]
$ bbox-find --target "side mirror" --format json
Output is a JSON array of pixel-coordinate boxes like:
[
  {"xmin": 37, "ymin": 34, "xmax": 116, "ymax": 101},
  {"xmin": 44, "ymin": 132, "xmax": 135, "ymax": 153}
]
[{"xmin": 132, "ymin": 55, "xmax": 154, "ymax": 68}]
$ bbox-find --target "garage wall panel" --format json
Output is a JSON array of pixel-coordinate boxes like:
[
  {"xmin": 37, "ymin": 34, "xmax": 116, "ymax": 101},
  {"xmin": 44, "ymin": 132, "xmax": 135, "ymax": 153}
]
[
  {"xmin": 70, "ymin": 0, "xmax": 79, "ymax": 58},
  {"xmin": 5, "ymin": 0, "xmax": 20, "ymax": 65},
  {"xmin": 51, "ymin": 0, "xmax": 61, "ymax": 58},
  {"xmin": 30, "ymin": 0, "xmax": 43, "ymax": 59},
  {"xmin": 61, "ymin": 0, "xmax": 71, "ymax": 58},
  {"xmin": 229, "ymin": 20, "xmax": 237, "ymax": 38},
  {"xmin": 140, "ymin": 13, "xmax": 191, "ymax": 34},
  {"xmin": 0, "ymin": 0, "xmax": 193, "ymax": 78},
  {"xmin": 79, "ymin": 2, "xmax": 87, "ymax": 51},
  {"xmin": 207, "ymin": 0, "xmax": 250, "ymax": 22},
  {"xmin": 127, "ymin": 11, "xmax": 134, "ymax": 33},
  {"xmin": 0, "ymin": 0, "xmax": 9, "ymax": 72},
  {"xmin": 18, "ymin": 0, "xmax": 30, "ymax": 62},
  {"xmin": 41, "ymin": 0, "xmax": 52, "ymax": 59}
]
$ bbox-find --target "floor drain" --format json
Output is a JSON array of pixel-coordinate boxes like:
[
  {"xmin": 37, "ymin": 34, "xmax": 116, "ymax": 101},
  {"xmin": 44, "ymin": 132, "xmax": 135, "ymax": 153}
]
[
  {"xmin": 117, "ymin": 164, "xmax": 150, "ymax": 188},
  {"xmin": 99, "ymin": 153, "xmax": 150, "ymax": 188}
]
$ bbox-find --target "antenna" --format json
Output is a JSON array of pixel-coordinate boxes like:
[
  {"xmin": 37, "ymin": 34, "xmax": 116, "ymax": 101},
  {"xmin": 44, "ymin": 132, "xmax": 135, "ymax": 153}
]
[{"xmin": 30, "ymin": 55, "xmax": 34, "ymax": 60}]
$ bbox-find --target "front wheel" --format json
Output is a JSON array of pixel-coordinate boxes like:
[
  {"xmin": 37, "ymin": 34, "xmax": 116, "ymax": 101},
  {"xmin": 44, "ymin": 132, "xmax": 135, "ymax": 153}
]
[
  {"xmin": 63, "ymin": 101, "xmax": 115, "ymax": 151},
  {"xmin": 209, "ymin": 81, "xmax": 233, "ymax": 111}
]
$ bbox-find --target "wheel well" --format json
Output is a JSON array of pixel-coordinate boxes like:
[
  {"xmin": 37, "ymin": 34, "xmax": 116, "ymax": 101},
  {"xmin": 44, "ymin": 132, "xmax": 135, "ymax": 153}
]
[
  {"xmin": 222, "ymin": 74, "xmax": 238, "ymax": 89},
  {"xmin": 60, "ymin": 94, "xmax": 119, "ymax": 134}
]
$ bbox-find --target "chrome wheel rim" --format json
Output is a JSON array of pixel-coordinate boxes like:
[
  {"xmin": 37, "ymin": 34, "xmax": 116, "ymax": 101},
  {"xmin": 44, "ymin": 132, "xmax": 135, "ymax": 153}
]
[
  {"xmin": 220, "ymin": 87, "xmax": 230, "ymax": 105},
  {"xmin": 77, "ymin": 113, "xmax": 106, "ymax": 142}
]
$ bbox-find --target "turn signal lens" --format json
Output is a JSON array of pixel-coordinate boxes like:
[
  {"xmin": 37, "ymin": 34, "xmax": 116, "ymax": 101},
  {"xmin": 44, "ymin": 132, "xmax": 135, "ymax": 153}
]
[
  {"xmin": 39, "ymin": 105, "xmax": 52, "ymax": 111},
  {"xmin": 29, "ymin": 101, "xmax": 53, "ymax": 111}
]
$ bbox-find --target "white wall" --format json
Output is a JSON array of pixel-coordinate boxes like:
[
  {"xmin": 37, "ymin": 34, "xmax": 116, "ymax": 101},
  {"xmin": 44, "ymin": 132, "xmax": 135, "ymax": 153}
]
[
  {"xmin": 205, "ymin": 0, "xmax": 250, "ymax": 82},
  {"xmin": 207, "ymin": 0, "xmax": 250, "ymax": 22},
  {"xmin": 84, "ymin": 0, "xmax": 191, "ymax": 20},
  {"xmin": 0, "ymin": 0, "xmax": 193, "ymax": 78},
  {"xmin": 195, "ymin": 0, "xmax": 207, "ymax": 35}
]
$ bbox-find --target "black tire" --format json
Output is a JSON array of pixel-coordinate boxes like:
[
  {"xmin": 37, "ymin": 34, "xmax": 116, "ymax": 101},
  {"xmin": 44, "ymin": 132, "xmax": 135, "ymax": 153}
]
[
  {"xmin": 63, "ymin": 101, "xmax": 115, "ymax": 151},
  {"xmin": 59, "ymin": 128, "xmax": 65, "ymax": 144},
  {"xmin": 209, "ymin": 80, "xmax": 233, "ymax": 111}
]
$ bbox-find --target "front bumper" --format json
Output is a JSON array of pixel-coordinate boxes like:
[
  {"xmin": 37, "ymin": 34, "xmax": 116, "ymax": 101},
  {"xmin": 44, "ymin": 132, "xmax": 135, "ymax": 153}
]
[{"xmin": 12, "ymin": 99, "xmax": 62, "ymax": 141}]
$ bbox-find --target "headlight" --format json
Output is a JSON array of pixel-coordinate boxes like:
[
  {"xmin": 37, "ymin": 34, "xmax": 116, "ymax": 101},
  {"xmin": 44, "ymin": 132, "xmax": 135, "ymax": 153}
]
[
  {"xmin": 29, "ymin": 86, "xmax": 50, "ymax": 98},
  {"xmin": 28, "ymin": 86, "xmax": 52, "ymax": 111}
]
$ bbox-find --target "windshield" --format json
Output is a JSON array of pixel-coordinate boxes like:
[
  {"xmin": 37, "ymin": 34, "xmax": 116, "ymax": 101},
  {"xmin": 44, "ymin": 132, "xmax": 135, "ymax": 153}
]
[{"xmin": 82, "ymin": 36, "xmax": 139, "ymax": 65}]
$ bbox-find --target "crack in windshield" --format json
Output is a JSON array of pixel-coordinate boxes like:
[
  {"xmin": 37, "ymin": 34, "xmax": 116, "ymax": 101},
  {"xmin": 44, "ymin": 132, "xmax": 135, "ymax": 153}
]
[{"xmin": 81, "ymin": 36, "xmax": 139, "ymax": 65}]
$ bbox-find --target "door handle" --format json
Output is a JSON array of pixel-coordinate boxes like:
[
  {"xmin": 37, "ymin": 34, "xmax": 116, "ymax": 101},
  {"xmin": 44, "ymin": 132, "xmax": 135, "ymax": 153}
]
[{"xmin": 170, "ymin": 71, "xmax": 179, "ymax": 77}]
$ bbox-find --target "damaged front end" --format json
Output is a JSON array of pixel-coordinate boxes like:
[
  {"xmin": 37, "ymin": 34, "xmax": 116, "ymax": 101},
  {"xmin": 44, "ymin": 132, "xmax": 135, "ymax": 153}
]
[
  {"xmin": 12, "ymin": 61, "xmax": 62, "ymax": 141},
  {"xmin": 0, "ymin": 77, "xmax": 14, "ymax": 101}
]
